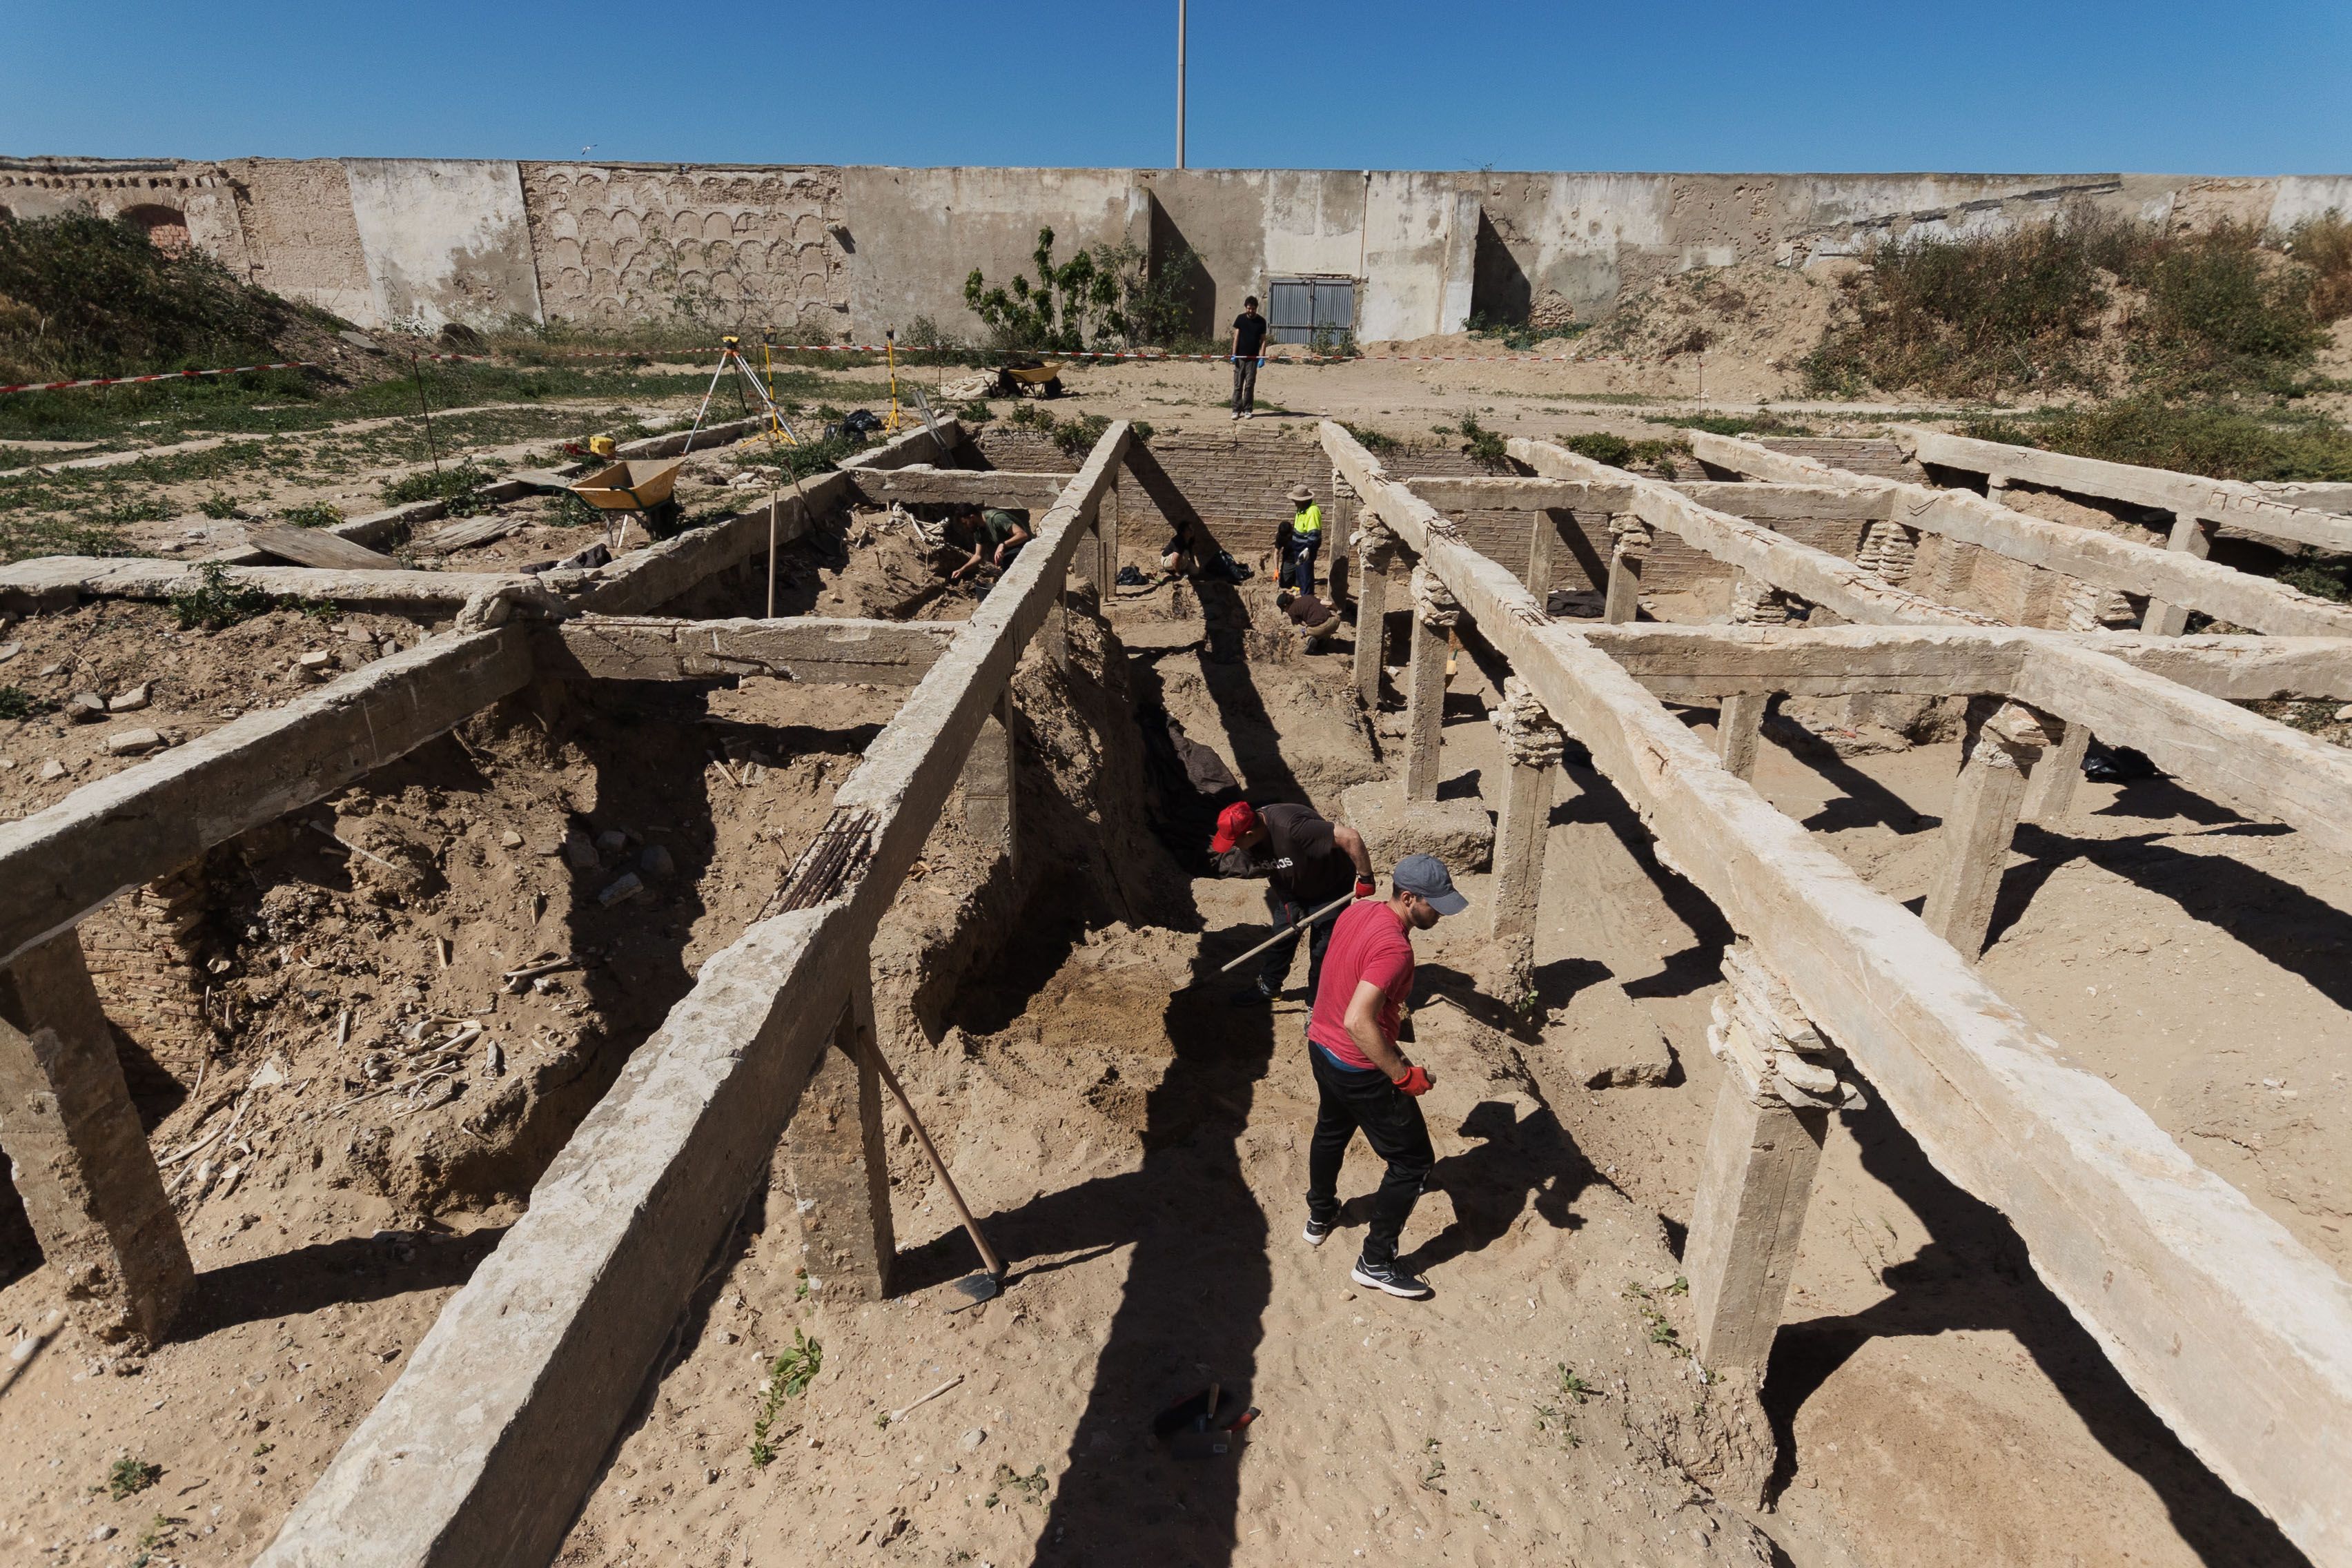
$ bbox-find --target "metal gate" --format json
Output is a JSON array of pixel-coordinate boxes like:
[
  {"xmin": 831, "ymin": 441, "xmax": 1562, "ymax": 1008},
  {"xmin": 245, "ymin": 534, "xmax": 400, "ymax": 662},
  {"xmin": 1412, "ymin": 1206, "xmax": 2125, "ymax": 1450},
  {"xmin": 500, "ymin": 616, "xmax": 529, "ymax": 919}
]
[{"xmin": 1266, "ymin": 277, "xmax": 1355, "ymax": 345}]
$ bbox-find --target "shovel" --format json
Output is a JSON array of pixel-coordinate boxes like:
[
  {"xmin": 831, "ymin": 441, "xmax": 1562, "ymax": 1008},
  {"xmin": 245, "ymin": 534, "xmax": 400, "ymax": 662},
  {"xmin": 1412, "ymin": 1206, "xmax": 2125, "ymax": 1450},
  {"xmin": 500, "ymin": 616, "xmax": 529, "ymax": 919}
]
[
  {"xmin": 872, "ymin": 1048, "xmax": 1006, "ymax": 1307},
  {"xmin": 1197, "ymin": 891, "xmax": 1355, "ymax": 983}
]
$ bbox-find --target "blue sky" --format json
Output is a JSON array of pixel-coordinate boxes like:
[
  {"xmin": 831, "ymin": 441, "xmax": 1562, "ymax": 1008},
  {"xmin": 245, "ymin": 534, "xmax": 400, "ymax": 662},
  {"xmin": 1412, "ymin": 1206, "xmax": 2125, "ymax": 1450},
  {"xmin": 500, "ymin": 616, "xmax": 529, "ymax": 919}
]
[{"xmin": 4, "ymin": 0, "xmax": 2346, "ymax": 174}]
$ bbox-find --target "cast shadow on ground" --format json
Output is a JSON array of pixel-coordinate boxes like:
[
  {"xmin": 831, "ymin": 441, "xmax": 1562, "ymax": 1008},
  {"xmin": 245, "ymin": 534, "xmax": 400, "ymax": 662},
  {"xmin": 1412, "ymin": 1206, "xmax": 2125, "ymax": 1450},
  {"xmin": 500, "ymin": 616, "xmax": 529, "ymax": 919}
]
[
  {"xmin": 174, "ymin": 1224, "xmax": 509, "ymax": 1339},
  {"xmin": 1393, "ymin": 1096, "xmax": 1591, "ymax": 1278},
  {"xmin": 1549, "ymin": 761, "xmax": 1737, "ymax": 1001},
  {"xmin": 1758, "ymin": 713, "xmax": 1939, "ymax": 837},
  {"xmin": 1991, "ymin": 822, "xmax": 2344, "ymax": 1007},
  {"xmin": 1761, "ymin": 1090, "xmax": 2305, "ymax": 1566}
]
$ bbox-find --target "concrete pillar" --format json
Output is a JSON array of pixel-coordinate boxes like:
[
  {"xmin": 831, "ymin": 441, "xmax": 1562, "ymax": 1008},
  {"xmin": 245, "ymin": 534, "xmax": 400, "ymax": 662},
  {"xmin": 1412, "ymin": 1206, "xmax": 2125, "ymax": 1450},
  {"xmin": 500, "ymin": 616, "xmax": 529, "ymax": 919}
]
[
  {"xmin": 2141, "ymin": 511, "xmax": 2213, "ymax": 637},
  {"xmin": 960, "ymin": 687, "xmax": 1019, "ymax": 874},
  {"xmin": 1603, "ymin": 515, "xmax": 1650, "ymax": 623},
  {"xmin": 1717, "ymin": 692, "xmax": 1767, "ymax": 781},
  {"xmin": 1525, "ymin": 509, "xmax": 1558, "ymax": 598},
  {"xmin": 1402, "ymin": 562, "xmax": 1460, "ymax": 802},
  {"xmin": 1353, "ymin": 520, "xmax": 1398, "ymax": 707},
  {"xmin": 783, "ymin": 966, "xmax": 894, "ymax": 1303},
  {"xmin": 1327, "ymin": 467, "xmax": 1354, "ymax": 608},
  {"xmin": 1686, "ymin": 1058, "xmax": 1830, "ymax": 1372},
  {"xmin": 0, "ymin": 931, "xmax": 193, "ymax": 1346},
  {"xmin": 1922, "ymin": 699, "xmax": 2053, "ymax": 958},
  {"xmin": 2023, "ymin": 719, "xmax": 2092, "ymax": 825},
  {"xmin": 1095, "ymin": 476, "xmax": 1121, "ymax": 596},
  {"xmin": 1488, "ymin": 678, "xmax": 1564, "ymax": 944},
  {"xmin": 1686, "ymin": 944, "xmax": 1855, "ymax": 1372},
  {"xmin": 1041, "ymin": 566, "xmax": 1068, "ymax": 674}
]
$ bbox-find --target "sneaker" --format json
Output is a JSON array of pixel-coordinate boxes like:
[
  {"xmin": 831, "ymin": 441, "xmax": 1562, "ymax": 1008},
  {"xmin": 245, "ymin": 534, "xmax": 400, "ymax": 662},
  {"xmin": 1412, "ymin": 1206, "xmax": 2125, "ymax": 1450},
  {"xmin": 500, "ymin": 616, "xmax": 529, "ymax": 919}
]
[
  {"xmin": 1303, "ymin": 1216, "xmax": 1334, "ymax": 1248},
  {"xmin": 1231, "ymin": 411, "xmax": 1242, "ymax": 420},
  {"xmin": 1351, "ymin": 1259, "xmax": 1433, "ymax": 1299},
  {"xmin": 1241, "ymin": 411, "xmax": 1255, "ymax": 420}
]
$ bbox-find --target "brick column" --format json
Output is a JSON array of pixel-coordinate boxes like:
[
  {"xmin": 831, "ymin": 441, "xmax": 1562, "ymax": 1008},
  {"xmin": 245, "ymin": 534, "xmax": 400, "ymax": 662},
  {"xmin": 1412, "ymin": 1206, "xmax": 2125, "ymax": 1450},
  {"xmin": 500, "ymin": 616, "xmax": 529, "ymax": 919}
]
[
  {"xmin": 1403, "ymin": 562, "xmax": 1460, "ymax": 803},
  {"xmin": 1855, "ymin": 517, "xmax": 1919, "ymax": 585},
  {"xmin": 1686, "ymin": 945, "xmax": 1863, "ymax": 1371},
  {"xmin": 783, "ymin": 967, "xmax": 894, "ymax": 1303},
  {"xmin": 1923, "ymin": 699, "xmax": 2054, "ymax": 958},
  {"xmin": 1602, "ymin": 515, "xmax": 1651, "ymax": 623},
  {"xmin": 960, "ymin": 687, "xmax": 1019, "ymax": 874},
  {"xmin": 0, "ymin": 931, "xmax": 193, "ymax": 1346},
  {"xmin": 1352, "ymin": 513, "xmax": 1398, "ymax": 707}
]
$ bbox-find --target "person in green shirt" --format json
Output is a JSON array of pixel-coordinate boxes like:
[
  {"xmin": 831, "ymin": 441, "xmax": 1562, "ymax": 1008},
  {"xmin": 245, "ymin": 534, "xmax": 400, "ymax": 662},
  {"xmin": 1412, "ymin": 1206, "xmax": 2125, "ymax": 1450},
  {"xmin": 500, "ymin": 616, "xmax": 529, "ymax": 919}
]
[{"xmin": 947, "ymin": 504, "xmax": 1030, "ymax": 582}]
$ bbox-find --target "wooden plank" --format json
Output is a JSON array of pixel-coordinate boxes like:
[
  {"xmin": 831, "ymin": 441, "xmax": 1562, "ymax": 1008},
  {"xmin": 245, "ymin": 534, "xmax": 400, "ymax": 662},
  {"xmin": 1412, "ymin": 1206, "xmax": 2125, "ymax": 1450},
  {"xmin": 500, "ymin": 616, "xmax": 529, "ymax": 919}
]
[
  {"xmin": 1694, "ymin": 431, "xmax": 2352, "ymax": 640},
  {"xmin": 1324, "ymin": 419, "xmax": 2352, "ymax": 1563},
  {"xmin": 1901, "ymin": 426, "xmax": 2352, "ymax": 555},
  {"xmin": 0, "ymin": 628, "xmax": 533, "ymax": 969},
  {"xmin": 242, "ymin": 523, "xmax": 401, "ymax": 571},
  {"xmin": 534, "ymin": 616, "xmax": 957, "ymax": 685},
  {"xmin": 257, "ymin": 422, "xmax": 1133, "ymax": 1568}
]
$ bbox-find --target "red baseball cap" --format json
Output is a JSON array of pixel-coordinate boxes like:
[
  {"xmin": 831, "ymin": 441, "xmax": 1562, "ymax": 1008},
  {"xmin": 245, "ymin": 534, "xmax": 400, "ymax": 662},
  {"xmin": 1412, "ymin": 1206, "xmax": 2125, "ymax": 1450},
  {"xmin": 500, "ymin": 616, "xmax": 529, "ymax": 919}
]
[{"xmin": 1210, "ymin": 801, "xmax": 1260, "ymax": 854}]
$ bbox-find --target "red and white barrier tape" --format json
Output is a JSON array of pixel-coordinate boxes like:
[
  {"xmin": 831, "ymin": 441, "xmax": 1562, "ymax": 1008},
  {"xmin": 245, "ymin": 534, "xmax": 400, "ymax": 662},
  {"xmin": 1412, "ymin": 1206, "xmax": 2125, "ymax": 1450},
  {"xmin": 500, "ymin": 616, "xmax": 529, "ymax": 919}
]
[{"xmin": 0, "ymin": 361, "xmax": 319, "ymax": 395}]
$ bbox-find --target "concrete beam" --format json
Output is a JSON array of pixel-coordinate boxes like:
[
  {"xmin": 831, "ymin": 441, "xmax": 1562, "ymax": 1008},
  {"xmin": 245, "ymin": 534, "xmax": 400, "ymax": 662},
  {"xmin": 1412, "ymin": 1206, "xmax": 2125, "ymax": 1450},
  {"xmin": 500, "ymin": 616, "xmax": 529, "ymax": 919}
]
[
  {"xmin": 533, "ymin": 616, "xmax": 956, "ymax": 685},
  {"xmin": 1403, "ymin": 476, "xmax": 1617, "ymax": 511},
  {"xmin": 1672, "ymin": 481, "xmax": 1893, "ymax": 522},
  {"xmin": 1323, "ymin": 419, "xmax": 2352, "ymax": 1561},
  {"xmin": 850, "ymin": 464, "xmax": 1066, "ymax": 510},
  {"xmin": 1515, "ymin": 436, "xmax": 2008, "ymax": 630},
  {"xmin": 0, "ymin": 558, "xmax": 536, "ymax": 615},
  {"xmin": 1692, "ymin": 431, "xmax": 2352, "ymax": 640},
  {"xmin": 257, "ymin": 420, "xmax": 1133, "ymax": 1568},
  {"xmin": 0, "ymin": 627, "xmax": 532, "ymax": 970},
  {"xmin": 1897, "ymin": 426, "xmax": 2352, "ymax": 556}
]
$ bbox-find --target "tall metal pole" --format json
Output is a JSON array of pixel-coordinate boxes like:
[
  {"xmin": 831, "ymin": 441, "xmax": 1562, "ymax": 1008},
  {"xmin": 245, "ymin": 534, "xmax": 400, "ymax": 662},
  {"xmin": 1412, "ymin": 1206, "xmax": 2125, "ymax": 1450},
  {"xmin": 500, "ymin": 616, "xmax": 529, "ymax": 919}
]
[{"xmin": 1176, "ymin": 0, "xmax": 1187, "ymax": 169}]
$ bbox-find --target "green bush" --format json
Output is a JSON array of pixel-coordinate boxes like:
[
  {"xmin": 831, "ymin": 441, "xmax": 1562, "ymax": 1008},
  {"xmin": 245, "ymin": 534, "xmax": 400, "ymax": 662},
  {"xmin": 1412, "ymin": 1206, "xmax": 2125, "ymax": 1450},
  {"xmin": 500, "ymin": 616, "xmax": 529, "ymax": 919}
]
[
  {"xmin": 381, "ymin": 459, "xmax": 492, "ymax": 509},
  {"xmin": 0, "ymin": 211, "xmax": 312, "ymax": 384},
  {"xmin": 278, "ymin": 502, "xmax": 344, "ymax": 529},
  {"xmin": 1565, "ymin": 432, "xmax": 1632, "ymax": 467},
  {"xmin": 168, "ymin": 562, "xmax": 274, "ymax": 631},
  {"xmin": 0, "ymin": 685, "xmax": 56, "ymax": 720},
  {"xmin": 2286, "ymin": 211, "xmax": 2352, "ymax": 322}
]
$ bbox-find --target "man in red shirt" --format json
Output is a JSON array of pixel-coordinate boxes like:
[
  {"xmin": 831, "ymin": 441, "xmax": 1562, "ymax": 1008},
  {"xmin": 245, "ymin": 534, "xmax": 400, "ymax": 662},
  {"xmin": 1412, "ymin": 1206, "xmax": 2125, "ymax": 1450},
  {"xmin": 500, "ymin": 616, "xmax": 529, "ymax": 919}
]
[{"xmin": 1302, "ymin": 853, "xmax": 1467, "ymax": 1299}]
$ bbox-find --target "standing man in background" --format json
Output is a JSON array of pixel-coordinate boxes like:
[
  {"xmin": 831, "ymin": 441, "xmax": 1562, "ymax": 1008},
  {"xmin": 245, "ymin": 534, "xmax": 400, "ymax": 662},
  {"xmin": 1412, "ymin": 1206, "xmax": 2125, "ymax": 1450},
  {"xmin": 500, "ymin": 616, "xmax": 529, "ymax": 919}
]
[
  {"xmin": 1302, "ymin": 854, "xmax": 1467, "ymax": 1300},
  {"xmin": 1231, "ymin": 295, "xmax": 1270, "ymax": 420}
]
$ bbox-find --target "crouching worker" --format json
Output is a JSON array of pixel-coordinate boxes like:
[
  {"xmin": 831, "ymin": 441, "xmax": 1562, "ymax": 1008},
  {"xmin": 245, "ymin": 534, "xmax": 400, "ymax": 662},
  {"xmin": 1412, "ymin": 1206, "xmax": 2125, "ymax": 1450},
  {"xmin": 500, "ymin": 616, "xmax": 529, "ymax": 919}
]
[
  {"xmin": 1302, "ymin": 854, "xmax": 1467, "ymax": 1300},
  {"xmin": 947, "ymin": 502, "xmax": 1029, "ymax": 582},
  {"xmin": 1211, "ymin": 799, "xmax": 1375, "ymax": 1007},
  {"xmin": 1277, "ymin": 588, "xmax": 1342, "ymax": 651}
]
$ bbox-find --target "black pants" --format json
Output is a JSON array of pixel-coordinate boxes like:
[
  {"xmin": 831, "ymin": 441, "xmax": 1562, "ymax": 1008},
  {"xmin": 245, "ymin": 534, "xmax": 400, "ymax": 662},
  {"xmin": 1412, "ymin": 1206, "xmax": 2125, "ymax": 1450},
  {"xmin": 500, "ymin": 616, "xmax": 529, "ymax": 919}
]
[
  {"xmin": 1231, "ymin": 357, "xmax": 1259, "ymax": 413},
  {"xmin": 1282, "ymin": 533, "xmax": 1320, "ymax": 595},
  {"xmin": 1260, "ymin": 890, "xmax": 1335, "ymax": 999},
  {"xmin": 1306, "ymin": 1045, "xmax": 1433, "ymax": 1266}
]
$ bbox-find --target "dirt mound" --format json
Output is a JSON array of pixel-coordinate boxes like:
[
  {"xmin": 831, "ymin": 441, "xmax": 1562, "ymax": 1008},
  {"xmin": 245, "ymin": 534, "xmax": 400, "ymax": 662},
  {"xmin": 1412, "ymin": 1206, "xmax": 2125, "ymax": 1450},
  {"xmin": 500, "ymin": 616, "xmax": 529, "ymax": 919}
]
[{"xmin": 1573, "ymin": 261, "xmax": 1842, "ymax": 402}]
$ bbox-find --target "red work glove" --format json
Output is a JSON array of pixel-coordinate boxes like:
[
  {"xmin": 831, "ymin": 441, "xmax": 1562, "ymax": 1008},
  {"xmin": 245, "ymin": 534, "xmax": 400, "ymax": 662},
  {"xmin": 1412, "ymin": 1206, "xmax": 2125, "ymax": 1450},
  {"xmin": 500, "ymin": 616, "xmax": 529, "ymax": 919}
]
[
  {"xmin": 1353, "ymin": 876, "xmax": 1376, "ymax": 899},
  {"xmin": 1391, "ymin": 1064, "xmax": 1433, "ymax": 1097}
]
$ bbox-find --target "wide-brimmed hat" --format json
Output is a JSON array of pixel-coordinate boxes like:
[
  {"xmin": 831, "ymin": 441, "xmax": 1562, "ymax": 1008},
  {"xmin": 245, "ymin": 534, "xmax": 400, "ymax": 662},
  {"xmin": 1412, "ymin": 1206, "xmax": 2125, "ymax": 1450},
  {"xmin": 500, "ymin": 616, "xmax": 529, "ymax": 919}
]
[{"xmin": 1286, "ymin": 484, "xmax": 1315, "ymax": 503}]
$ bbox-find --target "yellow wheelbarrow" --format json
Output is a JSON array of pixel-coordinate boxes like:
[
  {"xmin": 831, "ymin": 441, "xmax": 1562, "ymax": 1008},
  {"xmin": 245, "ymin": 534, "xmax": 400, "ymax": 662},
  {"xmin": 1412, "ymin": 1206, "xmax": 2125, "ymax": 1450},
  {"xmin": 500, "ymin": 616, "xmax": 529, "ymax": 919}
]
[
  {"xmin": 999, "ymin": 359, "xmax": 1066, "ymax": 399},
  {"xmin": 568, "ymin": 458, "xmax": 685, "ymax": 546}
]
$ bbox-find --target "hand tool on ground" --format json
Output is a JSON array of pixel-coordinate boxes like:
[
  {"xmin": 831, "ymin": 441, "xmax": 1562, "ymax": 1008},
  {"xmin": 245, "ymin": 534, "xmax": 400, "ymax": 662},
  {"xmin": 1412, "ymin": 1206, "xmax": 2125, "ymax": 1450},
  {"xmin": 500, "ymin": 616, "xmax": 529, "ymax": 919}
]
[
  {"xmin": 1214, "ymin": 890, "xmax": 1355, "ymax": 975},
  {"xmin": 870, "ymin": 1048, "xmax": 1007, "ymax": 1304}
]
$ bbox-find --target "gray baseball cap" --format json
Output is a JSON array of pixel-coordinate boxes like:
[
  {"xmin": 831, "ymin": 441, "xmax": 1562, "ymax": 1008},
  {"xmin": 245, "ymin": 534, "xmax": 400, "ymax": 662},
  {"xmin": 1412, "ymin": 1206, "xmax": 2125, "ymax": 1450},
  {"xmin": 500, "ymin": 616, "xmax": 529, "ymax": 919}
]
[{"xmin": 1391, "ymin": 853, "xmax": 1468, "ymax": 915}]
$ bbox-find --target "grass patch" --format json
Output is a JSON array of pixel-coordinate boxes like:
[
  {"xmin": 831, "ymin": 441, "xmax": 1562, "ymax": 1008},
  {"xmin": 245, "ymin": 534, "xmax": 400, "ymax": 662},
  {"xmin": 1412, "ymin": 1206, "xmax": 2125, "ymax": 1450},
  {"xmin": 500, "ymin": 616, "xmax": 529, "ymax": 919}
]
[
  {"xmin": 1804, "ymin": 211, "xmax": 2338, "ymax": 402},
  {"xmin": 1340, "ymin": 422, "xmax": 1402, "ymax": 458},
  {"xmin": 1562, "ymin": 431, "xmax": 1690, "ymax": 476},
  {"xmin": 168, "ymin": 562, "xmax": 276, "ymax": 631},
  {"xmin": 277, "ymin": 501, "xmax": 344, "ymax": 529},
  {"xmin": 1467, "ymin": 312, "xmax": 1588, "ymax": 353},
  {"xmin": 0, "ymin": 686, "xmax": 57, "ymax": 720},
  {"xmin": 1961, "ymin": 398, "xmax": 2352, "ymax": 483}
]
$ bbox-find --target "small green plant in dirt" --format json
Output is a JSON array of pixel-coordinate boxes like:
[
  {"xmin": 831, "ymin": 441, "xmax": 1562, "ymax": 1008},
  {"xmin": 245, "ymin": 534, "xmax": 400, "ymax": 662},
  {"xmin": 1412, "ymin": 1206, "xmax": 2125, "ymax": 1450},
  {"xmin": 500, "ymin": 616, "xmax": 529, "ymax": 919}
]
[
  {"xmin": 381, "ymin": 458, "xmax": 493, "ymax": 510},
  {"xmin": 1565, "ymin": 432, "xmax": 1690, "ymax": 476},
  {"xmin": 983, "ymin": 1462, "xmax": 1050, "ymax": 1509},
  {"xmin": 277, "ymin": 501, "xmax": 344, "ymax": 529},
  {"xmin": 747, "ymin": 1329, "xmax": 822, "ymax": 1467},
  {"xmin": 1420, "ymin": 1437, "xmax": 1447, "ymax": 1492},
  {"xmin": 197, "ymin": 491, "xmax": 240, "ymax": 519},
  {"xmin": 954, "ymin": 397, "xmax": 993, "ymax": 425},
  {"xmin": 1008, "ymin": 401, "xmax": 1057, "ymax": 433},
  {"xmin": 104, "ymin": 1456, "xmax": 161, "ymax": 1500},
  {"xmin": 1623, "ymin": 1283, "xmax": 1683, "ymax": 1349},
  {"xmin": 104, "ymin": 495, "xmax": 172, "ymax": 527},
  {"xmin": 168, "ymin": 561, "xmax": 274, "ymax": 631},
  {"xmin": 1467, "ymin": 311, "xmax": 1587, "ymax": 353},
  {"xmin": 1652, "ymin": 411, "xmax": 1816, "ymax": 438},
  {"xmin": 1050, "ymin": 412, "xmax": 1113, "ymax": 460},
  {"xmin": 1340, "ymin": 422, "xmax": 1401, "ymax": 458},
  {"xmin": 0, "ymin": 686, "xmax": 57, "ymax": 721},
  {"xmin": 251, "ymin": 1441, "xmax": 275, "ymax": 1457},
  {"xmin": 1453, "ymin": 412, "xmax": 1508, "ymax": 468}
]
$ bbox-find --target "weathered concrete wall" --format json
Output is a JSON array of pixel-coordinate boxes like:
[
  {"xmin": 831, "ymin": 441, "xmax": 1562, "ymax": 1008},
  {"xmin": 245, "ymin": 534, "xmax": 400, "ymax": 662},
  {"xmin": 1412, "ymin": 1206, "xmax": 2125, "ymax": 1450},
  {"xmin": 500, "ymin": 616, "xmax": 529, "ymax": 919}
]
[
  {"xmin": 4, "ymin": 157, "xmax": 2348, "ymax": 337},
  {"xmin": 344, "ymin": 159, "xmax": 542, "ymax": 329}
]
